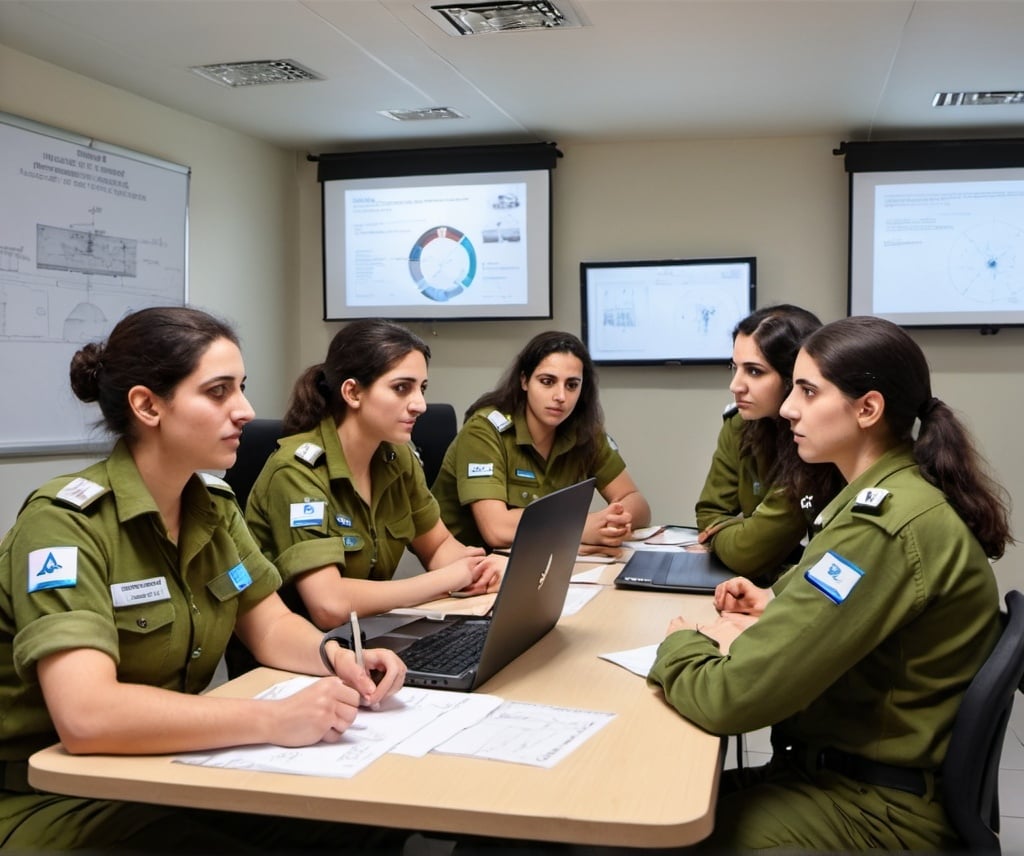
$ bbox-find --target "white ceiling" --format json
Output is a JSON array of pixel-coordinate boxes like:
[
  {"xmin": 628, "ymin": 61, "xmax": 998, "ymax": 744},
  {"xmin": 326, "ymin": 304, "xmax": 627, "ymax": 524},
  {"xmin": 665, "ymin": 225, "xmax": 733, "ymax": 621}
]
[{"xmin": 2, "ymin": 0, "xmax": 1023, "ymax": 153}]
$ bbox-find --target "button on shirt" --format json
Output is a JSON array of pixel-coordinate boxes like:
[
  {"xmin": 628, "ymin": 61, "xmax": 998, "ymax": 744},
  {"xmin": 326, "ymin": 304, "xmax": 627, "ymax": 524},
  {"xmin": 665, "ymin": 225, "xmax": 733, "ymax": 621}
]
[
  {"xmin": 433, "ymin": 408, "xmax": 626, "ymax": 547},
  {"xmin": 244, "ymin": 416, "xmax": 440, "ymax": 587},
  {"xmin": 0, "ymin": 441, "xmax": 280, "ymax": 764}
]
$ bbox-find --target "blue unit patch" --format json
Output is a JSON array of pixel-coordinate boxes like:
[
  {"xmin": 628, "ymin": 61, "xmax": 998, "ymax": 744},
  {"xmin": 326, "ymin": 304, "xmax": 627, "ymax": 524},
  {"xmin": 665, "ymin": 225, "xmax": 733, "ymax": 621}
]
[
  {"xmin": 804, "ymin": 550, "xmax": 864, "ymax": 604},
  {"xmin": 228, "ymin": 562, "xmax": 252, "ymax": 592},
  {"xmin": 27, "ymin": 546, "xmax": 79, "ymax": 593}
]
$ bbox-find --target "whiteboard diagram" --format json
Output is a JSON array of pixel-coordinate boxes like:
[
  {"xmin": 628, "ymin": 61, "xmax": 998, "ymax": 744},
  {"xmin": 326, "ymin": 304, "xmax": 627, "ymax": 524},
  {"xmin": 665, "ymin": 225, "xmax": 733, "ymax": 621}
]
[{"xmin": 0, "ymin": 112, "xmax": 188, "ymax": 454}]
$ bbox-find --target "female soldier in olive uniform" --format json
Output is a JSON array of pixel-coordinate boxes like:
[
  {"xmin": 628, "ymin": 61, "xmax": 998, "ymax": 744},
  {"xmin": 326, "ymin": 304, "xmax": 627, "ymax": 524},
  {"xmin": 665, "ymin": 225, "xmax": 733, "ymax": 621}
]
[
  {"xmin": 432, "ymin": 331, "xmax": 650, "ymax": 550},
  {"xmin": 0, "ymin": 307, "xmax": 406, "ymax": 850},
  {"xmin": 695, "ymin": 304, "xmax": 842, "ymax": 581},
  {"xmin": 244, "ymin": 319, "xmax": 504, "ymax": 632},
  {"xmin": 651, "ymin": 316, "xmax": 1011, "ymax": 851}
]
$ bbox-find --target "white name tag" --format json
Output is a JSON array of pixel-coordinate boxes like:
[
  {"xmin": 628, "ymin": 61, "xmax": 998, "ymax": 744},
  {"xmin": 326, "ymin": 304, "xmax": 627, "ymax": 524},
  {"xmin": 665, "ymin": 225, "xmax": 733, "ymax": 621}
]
[
  {"xmin": 27, "ymin": 546, "xmax": 78, "ymax": 593},
  {"xmin": 468, "ymin": 463, "xmax": 494, "ymax": 477},
  {"xmin": 290, "ymin": 500, "xmax": 325, "ymax": 527},
  {"xmin": 804, "ymin": 550, "xmax": 864, "ymax": 604},
  {"xmin": 111, "ymin": 576, "xmax": 171, "ymax": 607}
]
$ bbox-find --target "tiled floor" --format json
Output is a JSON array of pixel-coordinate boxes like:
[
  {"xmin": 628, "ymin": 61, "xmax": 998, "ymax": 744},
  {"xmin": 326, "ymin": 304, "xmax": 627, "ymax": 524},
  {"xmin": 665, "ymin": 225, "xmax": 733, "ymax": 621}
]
[{"xmin": 725, "ymin": 698, "xmax": 1024, "ymax": 853}]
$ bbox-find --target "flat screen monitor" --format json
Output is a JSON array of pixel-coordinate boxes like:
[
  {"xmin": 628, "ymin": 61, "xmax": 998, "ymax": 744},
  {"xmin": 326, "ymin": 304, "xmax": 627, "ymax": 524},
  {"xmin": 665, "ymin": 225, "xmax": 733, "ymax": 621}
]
[
  {"xmin": 580, "ymin": 257, "xmax": 756, "ymax": 365},
  {"xmin": 319, "ymin": 143, "xmax": 558, "ymax": 322},
  {"xmin": 841, "ymin": 139, "xmax": 1024, "ymax": 330}
]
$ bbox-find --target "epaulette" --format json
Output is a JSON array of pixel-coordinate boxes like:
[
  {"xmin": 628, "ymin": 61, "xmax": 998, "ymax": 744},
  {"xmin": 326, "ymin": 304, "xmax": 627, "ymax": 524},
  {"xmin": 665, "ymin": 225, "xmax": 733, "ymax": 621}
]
[
  {"xmin": 486, "ymin": 410, "xmax": 513, "ymax": 433},
  {"xmin": 851, "ymin": 487, "xmax": 889, "ymax": 515},
  {"xmin": 52, "ymin": 477, "xmax": 109, "ymax": 511},
  {"xmin": 294, "ymin": 442, "xmax": 326, "ymax": 467},
  {"xmin": 199, "ymin": 472, "xmax": 236, "ymax": 497}
]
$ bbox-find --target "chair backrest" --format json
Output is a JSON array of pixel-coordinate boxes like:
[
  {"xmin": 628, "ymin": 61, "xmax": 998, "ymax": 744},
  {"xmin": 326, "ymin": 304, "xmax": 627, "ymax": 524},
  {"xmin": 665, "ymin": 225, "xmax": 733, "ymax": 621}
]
[
  {"xmin": 411, "ymin": 403, "xmax": 458, "ymax": 488},
  {"xmin": 222, "ymin": 418, "xmax": 284, "ymax": 510},
  {"xmin": 943, "ymin": 589, "xmax": 1024, "ymax": 852}
]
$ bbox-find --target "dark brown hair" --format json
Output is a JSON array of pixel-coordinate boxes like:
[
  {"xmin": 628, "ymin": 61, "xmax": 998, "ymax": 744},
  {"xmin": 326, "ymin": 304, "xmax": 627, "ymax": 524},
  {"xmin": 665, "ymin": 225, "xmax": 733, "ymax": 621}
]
[
  {"xmin": 734, "ymin": 305, "xmax": 842, "ymax": 515},
  {"xmin": 466, "ymin": 331, "xmax": 604, "ymax": 479},
  {"xmin": 69, "ymin": 306, "xmax": 239, "ymax": 441},
  {"xmin": 802, "ymin": 316, "xmax": 1012, "ymax": 558},
  {"xmin": 283, "ymin": 319, "xmax": 431, "ymax": 435}
]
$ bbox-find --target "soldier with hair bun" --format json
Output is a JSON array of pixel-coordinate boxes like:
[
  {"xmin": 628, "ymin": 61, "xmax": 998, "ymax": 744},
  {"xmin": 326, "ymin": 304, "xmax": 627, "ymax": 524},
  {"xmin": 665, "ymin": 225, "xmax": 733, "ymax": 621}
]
[{"xmin": 0, "ymin": 306, "xmax": 406, "ymax": 851}]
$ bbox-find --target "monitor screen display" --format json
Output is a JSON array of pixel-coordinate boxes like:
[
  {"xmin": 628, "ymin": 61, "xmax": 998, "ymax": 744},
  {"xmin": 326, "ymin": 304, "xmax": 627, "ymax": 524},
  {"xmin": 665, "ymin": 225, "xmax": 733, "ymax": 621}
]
[
  {"xmin": 580, "ymin": 257, "xmax": 756, "ymax": 365},
  {"xmin": 322, "ymin": 168, "xmax": 551, "ymax": 321},
  {"xmin": 849, "ymin": 166, "xmax": 1024, "ymax": 328}
]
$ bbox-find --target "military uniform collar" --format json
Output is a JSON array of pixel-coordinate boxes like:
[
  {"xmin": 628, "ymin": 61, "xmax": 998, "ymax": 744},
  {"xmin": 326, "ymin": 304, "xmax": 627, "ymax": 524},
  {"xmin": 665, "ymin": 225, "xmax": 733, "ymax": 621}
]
[
  {"xmin": 813, "ymin": 443, "xmax": 916, "ymax": 532},
  {"xmin": 511, "ymin": 409, "xmax": 579, "ymax": 460},
  {"xmin": 104, "ymin": 441, "xmax": 222, "ymax": 545},
  {"xmin": 104, "ymin": 440, "xmax": 163, "ymax": 522},
  {"xmin": 315, "ymin": 415, "xmax": 403, "ymax": 493}
]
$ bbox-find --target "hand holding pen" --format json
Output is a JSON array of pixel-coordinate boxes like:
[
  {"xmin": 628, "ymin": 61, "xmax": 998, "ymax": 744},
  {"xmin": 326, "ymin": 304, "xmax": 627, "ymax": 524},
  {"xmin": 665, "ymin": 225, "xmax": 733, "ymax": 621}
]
[{"xmin": 322, "ymin": 611, "xmax": 406, "ymax": 707}]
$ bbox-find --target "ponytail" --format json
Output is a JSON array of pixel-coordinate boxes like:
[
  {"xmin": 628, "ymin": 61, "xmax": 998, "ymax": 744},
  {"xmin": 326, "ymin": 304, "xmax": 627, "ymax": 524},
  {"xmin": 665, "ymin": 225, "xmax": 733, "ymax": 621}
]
[
  {"xmin": 915, "ymin": 399, "xmax": 1012, "ymax": 559},
  {"xmin": 803, "ymin": 317, "xmax": 1012, "ymax": 559},
  {"xmin": 283, "ymin": 363, "xmax": 333, "ymax": 435}
]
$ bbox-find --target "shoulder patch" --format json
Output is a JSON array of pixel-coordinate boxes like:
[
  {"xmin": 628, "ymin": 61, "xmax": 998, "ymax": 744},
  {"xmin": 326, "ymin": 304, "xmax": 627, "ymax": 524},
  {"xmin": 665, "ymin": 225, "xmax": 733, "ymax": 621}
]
[
  {"xmin": 28, "ymin": 546, "xmax": 79, "ymax": 592},
  {"xmin": 804, "ymin": 550, "xmax": 864, "ymax": 604},
  {"xmin": 199, "ymin": 472, "xmax": 235, "ymax": 496},
  {"xmin": 54, "ymin": 478, "xmax": 108, "ymax": 511},
  {"xmin": 294, "ymin": 442, "xmax": 325, "ymax": 467},
  {"xmin": 486, "ymin": 410, "xmax": 513, "ymax": 433}
]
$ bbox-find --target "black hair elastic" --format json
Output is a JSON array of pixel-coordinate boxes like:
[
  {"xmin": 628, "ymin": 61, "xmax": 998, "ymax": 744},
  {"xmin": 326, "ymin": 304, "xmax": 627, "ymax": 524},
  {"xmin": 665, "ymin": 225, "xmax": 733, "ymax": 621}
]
[{"xmin": 318, "ymin": 624, "xmax": 365, "ymax": 674}]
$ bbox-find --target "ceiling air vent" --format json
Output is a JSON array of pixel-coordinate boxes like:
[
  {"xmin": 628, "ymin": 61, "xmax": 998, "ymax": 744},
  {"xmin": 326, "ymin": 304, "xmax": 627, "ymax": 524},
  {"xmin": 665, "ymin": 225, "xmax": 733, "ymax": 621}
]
[
  {"xmin": 378, "ymin": 107, "xmax": 468, "ymax": 122},
  {"xmin": 933, "ymin": 91, "xmax": 1024, "ymax": 107},
  {"xmin": 429, "ymin": 1, "xmax": 583, "ymax": 35},
  {"xmin": 190, "ymin": 59, "xmax": 324, "ymax": 88}
]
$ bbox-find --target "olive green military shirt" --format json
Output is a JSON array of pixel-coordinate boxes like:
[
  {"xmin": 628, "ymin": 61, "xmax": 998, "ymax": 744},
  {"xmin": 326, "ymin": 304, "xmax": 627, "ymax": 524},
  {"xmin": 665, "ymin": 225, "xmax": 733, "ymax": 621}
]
[
  {"xmin": 432, "ymin": 407, "xmax": 626, "ymax": 547},
  {"xmin": 695, "ymin": 409, "xmax": 808, "ymax": 579},
  {"xmin": 0, "ymin": 441, "xmax": 280, "ymax": 765},
  {"xmin": 244, "ymin": 415, "xmax": 440, "ymax": 587},
  {"xmin": 653, "ymin": 445, "xmax": 1000, "ymax": 771}
]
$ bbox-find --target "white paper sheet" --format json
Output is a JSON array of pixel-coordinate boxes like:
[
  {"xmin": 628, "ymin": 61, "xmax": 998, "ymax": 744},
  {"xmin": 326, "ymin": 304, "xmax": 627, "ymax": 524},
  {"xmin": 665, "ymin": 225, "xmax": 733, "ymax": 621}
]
[
  {"xmin": 599, "ymin": 644, "xmax": 660, "ymax": 678},
  {"xmin": 432, "ymin": 700, "xmax": 615, "ymax": 768}
]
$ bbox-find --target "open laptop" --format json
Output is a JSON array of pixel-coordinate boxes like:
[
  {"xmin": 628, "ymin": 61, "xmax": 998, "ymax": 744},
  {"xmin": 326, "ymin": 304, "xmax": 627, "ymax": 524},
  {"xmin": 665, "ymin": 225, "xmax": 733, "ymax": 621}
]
[
  {"xmin": 613, "ymin": 547, "xmax": 733, "ymax": 594},
  {"xmin": 363, "ymin": 478, "xmax": 596, "ymax": 691}
]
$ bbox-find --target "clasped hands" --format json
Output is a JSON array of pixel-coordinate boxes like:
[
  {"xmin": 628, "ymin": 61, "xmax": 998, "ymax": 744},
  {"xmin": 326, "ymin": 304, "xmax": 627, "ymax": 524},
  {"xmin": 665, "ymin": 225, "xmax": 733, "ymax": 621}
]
[
  {"xmin": 583, "ymin": 501, "xmax": 633, "ymax": 547},
  {"xmin": 665, "ymin": 576, "xmax": 772, "ymax": 653}
]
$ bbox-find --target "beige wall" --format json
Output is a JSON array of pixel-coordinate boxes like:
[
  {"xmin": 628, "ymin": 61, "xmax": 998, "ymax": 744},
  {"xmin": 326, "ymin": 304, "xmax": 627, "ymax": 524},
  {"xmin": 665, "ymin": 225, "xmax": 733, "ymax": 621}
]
[
  {"xmin": 0, "ymin": 44, "xmax": 298, "ymax": 530},
  {"xmin": 4, "ymin": 43, "xmax": 1022, "ymax": 594}
]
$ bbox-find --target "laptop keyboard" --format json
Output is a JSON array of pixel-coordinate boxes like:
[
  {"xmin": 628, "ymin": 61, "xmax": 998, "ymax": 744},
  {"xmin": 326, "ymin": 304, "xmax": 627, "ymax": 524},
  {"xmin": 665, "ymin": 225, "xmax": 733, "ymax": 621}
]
[{"xmin": 400, "ymin": 621, "xmax": 489, "ymax": 675}]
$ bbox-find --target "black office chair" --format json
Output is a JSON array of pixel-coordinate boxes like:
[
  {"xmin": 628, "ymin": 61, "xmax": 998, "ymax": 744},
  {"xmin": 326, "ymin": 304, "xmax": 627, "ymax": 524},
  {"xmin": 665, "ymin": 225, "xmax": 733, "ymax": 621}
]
[
  {"xmin": 943, "ymin": 589, "xmax": 1024, "ymax": 853},
  {"xmin": 223, "ymin": 418, "xmax": 284, "ymax": 510},
  {"xmin": 411, "ymin": 403, "xmax": 458, "ymax": 487}
]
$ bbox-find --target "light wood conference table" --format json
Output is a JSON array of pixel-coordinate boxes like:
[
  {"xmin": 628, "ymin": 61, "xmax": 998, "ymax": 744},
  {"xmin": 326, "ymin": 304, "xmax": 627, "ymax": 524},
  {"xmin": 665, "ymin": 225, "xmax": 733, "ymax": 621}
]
[{"xmin": 29, "ymin": 563, "xmax": 724, "ymax": 848}]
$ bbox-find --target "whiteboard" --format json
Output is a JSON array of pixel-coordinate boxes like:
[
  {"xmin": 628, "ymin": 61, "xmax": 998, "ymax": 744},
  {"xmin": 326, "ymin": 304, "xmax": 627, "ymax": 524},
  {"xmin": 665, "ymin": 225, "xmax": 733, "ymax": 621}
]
[{"xmin": 0, "ymin": 112, "xmax": 189, "ymax": 456}]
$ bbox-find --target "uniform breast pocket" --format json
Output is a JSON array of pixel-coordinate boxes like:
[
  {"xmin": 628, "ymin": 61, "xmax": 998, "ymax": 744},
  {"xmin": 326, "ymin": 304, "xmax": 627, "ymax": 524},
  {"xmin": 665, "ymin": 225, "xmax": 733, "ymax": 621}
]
[
  {"xmin": 384, "ymin": 512, "xmax": 416, "ymax": 544},
  {"xmin": 113, "ymin": 599, "xmax": 178, "ymax": 683},
  {"xmin": 506, "ymin": 477, "xmax": 540, "ymax": 508},
  {"xmin": 114, "ymin": 599, "xmax": 175, "ymax": 636}
]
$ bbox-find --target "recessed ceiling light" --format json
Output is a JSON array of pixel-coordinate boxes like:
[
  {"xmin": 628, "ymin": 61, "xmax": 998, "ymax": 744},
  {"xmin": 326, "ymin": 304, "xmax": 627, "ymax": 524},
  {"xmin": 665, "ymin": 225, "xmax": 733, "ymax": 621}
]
[
  {"xmin": 428, "ymin": 1, "xmax": 583, "ymax": 35},
  {"xmin": 190, "ymin": 59, "xmax": 323, "ymax": 88},
  {"xmin": 933, "ymin": 91, "xmax": 1024, "ymax": 107},
  {"xmin": 378, "ymin": 107, "xmax": 468, "ymax": 122}
]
